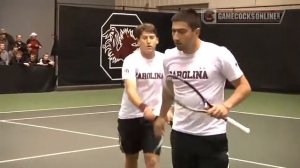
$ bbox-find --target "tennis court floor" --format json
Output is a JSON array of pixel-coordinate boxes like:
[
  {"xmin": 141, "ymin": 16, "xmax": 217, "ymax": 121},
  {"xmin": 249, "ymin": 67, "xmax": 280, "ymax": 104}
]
[{"xmin": 1, "ymin": 103, "xmax": 299, "ymax": 168}]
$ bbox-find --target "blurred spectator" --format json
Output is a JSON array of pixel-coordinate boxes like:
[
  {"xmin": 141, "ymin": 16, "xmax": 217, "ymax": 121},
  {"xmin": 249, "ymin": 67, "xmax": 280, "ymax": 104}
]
[
  {"xmin": 9, "ymin": 49, "xmax": 25, "ymax": 65},
  {"xmin": 24, "ymin": 53, "xmax": 38, "ymax": 67},
  {"xmin": 37, "ymin": 53, "xmax": 55, "ymax": 67},
  {"xmin": 0, "ymin": 28, "xmax": 15, "ymax": 51},
  {"xmin": 8, "ymin": 46, "xmax": 19, "ymax": 61},
  {"xmin": 14, "ymin": 34, "xmax": 29, "ymax": 57},
  {"xmin": 0, "ymin": 43, "xmax": 9, "ymax": 65},
  {"xmin": 26, "ymin": 32, "xmax": 42, "ymax": 57}
]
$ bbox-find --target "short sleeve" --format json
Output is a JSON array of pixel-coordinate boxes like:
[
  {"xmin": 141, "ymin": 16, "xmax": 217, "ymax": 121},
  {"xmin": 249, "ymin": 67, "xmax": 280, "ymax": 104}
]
[
  {"xmin": 220, "ymin": 47, "xmax": 243, "ymax": 82},
  {"xmin": 122, "ymin": 56, "xmax": 136, "ymax": 80},
  {"xmin": 163, "ymin": 49, "xmax": 172, "ymax": 80}
]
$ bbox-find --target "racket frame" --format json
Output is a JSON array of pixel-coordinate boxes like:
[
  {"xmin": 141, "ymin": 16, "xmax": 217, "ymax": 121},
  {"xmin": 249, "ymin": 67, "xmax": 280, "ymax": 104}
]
[{"xmin": 165, "ymin": 74, "xmax": 250, "ymax": 134}]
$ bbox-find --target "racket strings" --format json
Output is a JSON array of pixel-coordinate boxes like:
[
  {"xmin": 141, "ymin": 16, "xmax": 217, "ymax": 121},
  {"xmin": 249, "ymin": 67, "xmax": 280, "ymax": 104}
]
[{"xmin": 165, "ymin": 74, "xmax": 251, "ymax": 134}]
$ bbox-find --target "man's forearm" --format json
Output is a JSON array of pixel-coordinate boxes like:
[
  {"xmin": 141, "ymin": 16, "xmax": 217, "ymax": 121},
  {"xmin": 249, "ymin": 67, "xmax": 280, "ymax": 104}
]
[
  {"xmin": 225, "ymin": 76, "xmax": 251, "ymax": 109},
  {"xmin": 127, "ymin": 86, "xmax": 146, "ymax": 111},
  {"xmin": 159, "ymin": 88, "xmax": 173, "ymax": 118},
  {"xmin": 124, "ymin": 80, "xmax": 144, "ymax": 109}
]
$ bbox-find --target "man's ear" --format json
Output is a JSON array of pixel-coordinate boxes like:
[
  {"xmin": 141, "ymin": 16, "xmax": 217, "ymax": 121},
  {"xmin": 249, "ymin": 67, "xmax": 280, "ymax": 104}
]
[{"xmin": 195, "ymin": 28, "xmax": 201, "ymax": 36}]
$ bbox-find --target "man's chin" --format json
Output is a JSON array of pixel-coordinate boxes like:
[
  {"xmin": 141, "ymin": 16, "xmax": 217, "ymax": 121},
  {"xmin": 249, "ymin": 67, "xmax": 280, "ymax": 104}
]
[{"xmin": 175, "ymin": 45, "xmax": 183, "ymax": 51}]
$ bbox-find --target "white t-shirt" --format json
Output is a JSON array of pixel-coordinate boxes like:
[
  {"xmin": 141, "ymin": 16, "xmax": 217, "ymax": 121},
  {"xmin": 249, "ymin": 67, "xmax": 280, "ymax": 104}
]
[
  {"xmin": 164, "ymin": 40, "xmax": 243, "ymax": 136},
  {"xmin": 118, "ymin": 49, "xmax": 164, "ymax": 119}
]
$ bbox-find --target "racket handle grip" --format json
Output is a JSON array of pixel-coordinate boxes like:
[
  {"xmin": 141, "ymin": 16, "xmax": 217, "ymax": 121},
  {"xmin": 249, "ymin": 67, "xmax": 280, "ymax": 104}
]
[{"xmin": 226, "ymin": 117, "xmax": 251, "ymax": 134}]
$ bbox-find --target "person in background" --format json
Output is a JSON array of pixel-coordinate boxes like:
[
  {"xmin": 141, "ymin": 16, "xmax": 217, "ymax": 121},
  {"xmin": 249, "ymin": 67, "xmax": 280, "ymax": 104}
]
[
  {"xmin": 26, "ymin": 32, "xmax": 42, "ymax": 57},
  {"xmin": 9, "ymin": 49, "xmax": 25, "ymax": 65},
  {"xmin": 0, "ymin": 28, "xmax": 15, "ymax": 51},
  {"xmin": 37, "ymin": 53, "xmax": 55, "ymax": 67},
  {"xmin": 14, "ymin": 34, "xmax": 29, "ymax": 57},
  {"xmin": 24, "ymin": 53, "xmax": 38, "ymax": 67},
  {"xmin": 8, "ymin": 46, "xmax": 19, "ymax": 61},
  {"xmin": 0, "ymin": 43, "xmax": 9, "ymax": 65}
]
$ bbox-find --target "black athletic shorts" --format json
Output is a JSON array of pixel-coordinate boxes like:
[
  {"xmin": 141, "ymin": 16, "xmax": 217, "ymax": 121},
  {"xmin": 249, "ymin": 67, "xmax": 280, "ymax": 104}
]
[
  {"xmin": 118, "ymin": 117, "xmax": 161, "ymax": 155},
  {"xmin": 171, "ymin": 130, "xmax": 229, "ymax": 168}
]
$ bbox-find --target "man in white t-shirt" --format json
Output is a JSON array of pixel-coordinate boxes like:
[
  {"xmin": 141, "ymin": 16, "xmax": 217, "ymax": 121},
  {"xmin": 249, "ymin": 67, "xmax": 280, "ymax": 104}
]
[
  {"xmin": 118, "ymin": 23, "xmax": 164, "ymax": 168},
  {"xmin": 154, "ymin": 9, "xmax": 251, "ymax": 168}
]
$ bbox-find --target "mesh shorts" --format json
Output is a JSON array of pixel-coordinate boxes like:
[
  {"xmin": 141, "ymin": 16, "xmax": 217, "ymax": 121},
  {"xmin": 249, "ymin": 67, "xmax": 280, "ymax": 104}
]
[
  {"xmin": 171, "ymin": 130, "xmax": 229, "ymax": 168},
  {"xmin": 118, "ymin": 117, "xmax": 161, "ymax": 155}
]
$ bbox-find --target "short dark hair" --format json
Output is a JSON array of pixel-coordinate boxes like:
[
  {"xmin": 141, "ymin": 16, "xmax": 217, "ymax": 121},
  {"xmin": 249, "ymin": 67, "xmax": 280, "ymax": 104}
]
[
  {"xmin": 171, "ymin": 8, "xmax": 201, "ymax": 30},
  {"xmin": 134, "ymin": 23, "xmax": 157, "ymax": 39}
]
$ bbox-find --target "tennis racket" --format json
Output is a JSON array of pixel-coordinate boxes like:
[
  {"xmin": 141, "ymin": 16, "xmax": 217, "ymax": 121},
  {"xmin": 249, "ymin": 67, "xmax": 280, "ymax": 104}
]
[
  {"xmin": 153, "ymin": 135, "xmax": 164, "ymax": 153},
  {"xmin": 165, "ymin": 74, "xmax": 251, "ymax": 134}
]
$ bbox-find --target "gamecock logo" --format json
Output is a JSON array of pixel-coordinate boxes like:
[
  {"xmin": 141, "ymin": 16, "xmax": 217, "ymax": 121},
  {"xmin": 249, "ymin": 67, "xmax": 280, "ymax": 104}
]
[
  {"xmin": 100, "ymin": 13, "xmax": 142, "ymax": 80},
  {"xmin": 102, "ymin": 27, "xmax": 138, "ymax": 63}
]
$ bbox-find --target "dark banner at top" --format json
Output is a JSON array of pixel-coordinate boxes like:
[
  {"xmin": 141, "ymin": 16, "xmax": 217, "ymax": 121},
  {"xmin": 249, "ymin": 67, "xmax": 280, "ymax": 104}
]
[
  {"xmin": 58, "ymin": 6, "xmax": 300, "ymax": 92},
  {"xmin": 202, "ymin": 9, "xmax": 285, "ymax": 24},
  {"xmin": 58, "ymin": 6, "xmax": 174, "ymax": 86}
]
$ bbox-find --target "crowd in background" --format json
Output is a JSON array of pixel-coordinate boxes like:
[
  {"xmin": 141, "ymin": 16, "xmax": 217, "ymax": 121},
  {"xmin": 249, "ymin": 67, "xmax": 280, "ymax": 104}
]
[{"xmin": 0, "ymin": 28, "xmax": 55, "ymax": 67}]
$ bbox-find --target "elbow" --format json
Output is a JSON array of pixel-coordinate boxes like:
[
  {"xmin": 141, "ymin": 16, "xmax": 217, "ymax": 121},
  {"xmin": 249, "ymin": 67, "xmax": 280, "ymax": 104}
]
[{"xmin": 245, "ymin": 83, "xmax": 252, "ymax": 97}]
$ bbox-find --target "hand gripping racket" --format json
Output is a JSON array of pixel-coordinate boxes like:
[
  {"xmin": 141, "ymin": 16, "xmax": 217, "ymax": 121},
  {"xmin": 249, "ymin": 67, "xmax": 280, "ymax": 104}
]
[{"xmin": 166, "ymin": 74, "xmax": 250, "ymax": 134}]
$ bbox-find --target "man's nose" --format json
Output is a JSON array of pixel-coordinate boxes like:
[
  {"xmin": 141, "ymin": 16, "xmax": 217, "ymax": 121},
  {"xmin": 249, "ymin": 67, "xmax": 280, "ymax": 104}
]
[
  {"xmin": 146, "ymin": 37, "xmax": 151, "ymax": 43},
  {"xmin": 172, "ymin": 32, "xmax": 180, "ymax": 41}
]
